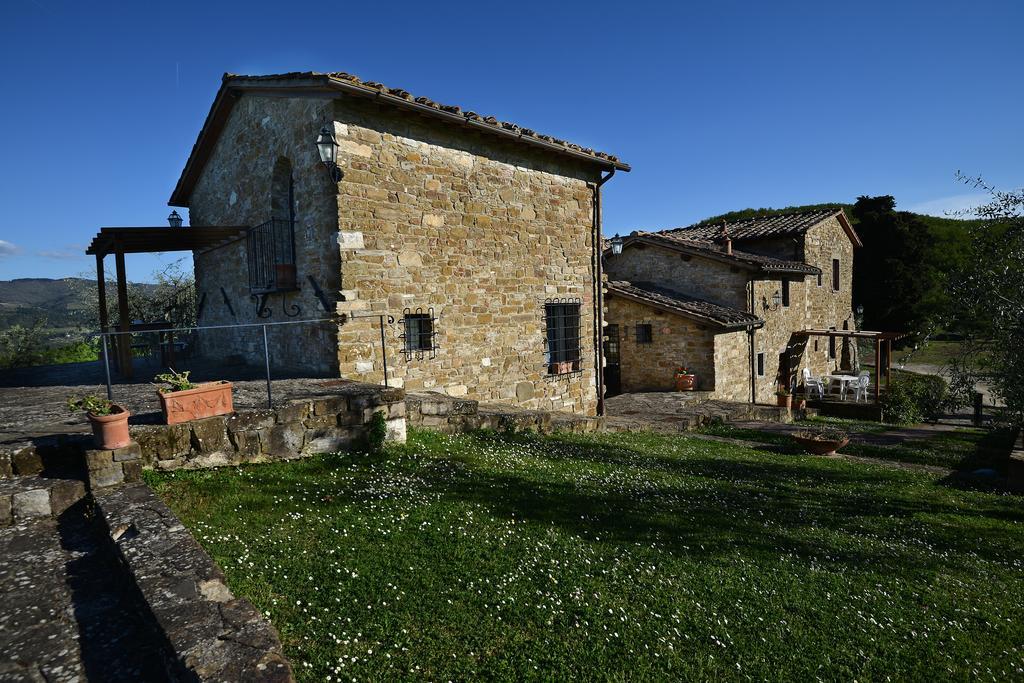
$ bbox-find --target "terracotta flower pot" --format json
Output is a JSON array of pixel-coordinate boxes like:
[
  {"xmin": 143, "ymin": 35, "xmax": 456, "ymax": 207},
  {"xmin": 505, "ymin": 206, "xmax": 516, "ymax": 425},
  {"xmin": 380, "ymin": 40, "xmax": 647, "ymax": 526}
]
[
  {"xmin": 674, "ymin": 374, "xmax": 696, "ymax": 391},
  {"xmin": 777, "ymin": 394, "xmax": 792, "ymax": 408},
  {"xmin": 88, "ymin": 406, "xmax": 131, "ymax": 450},
  {"xmin": 792, "ymin": 434, "xmax": 849, "ymax": 456},
  {"xmin": 158, "ymin": 381, "xmax": 234, "ymax": 425}
]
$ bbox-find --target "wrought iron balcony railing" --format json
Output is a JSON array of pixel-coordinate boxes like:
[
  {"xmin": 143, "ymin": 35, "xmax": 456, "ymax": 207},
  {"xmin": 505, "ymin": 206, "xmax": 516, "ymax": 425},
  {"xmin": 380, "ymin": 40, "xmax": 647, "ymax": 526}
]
[{"xmin": 247, "ymin": 219, "xmax": 297, "ymax": 294}]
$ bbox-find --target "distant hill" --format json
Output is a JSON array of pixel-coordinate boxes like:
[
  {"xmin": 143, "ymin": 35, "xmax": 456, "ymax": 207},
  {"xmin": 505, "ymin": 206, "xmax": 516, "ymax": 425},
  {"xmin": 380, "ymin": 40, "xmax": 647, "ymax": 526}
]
[{"xmin": 0, "ymin": 277, "xmax": 157, "ymax": 335}]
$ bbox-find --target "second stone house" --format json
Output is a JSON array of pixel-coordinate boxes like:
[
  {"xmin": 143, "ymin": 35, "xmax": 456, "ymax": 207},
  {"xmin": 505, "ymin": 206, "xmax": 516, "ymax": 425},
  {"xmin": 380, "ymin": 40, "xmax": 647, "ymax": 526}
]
[
  {"xmin": 169, "ymin": 70, "xmax": 628, "ymax": 416},
  {"xmin": 603, "ymin": 209, "xmax": 861, "ymax": 402}
]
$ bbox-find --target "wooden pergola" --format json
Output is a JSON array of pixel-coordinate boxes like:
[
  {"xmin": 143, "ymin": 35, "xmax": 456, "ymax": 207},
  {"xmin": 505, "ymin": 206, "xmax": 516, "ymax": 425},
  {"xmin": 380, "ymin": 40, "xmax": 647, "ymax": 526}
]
[
  {"xmin": 793, "ymin": 329, "xmax": 910, "ymax": 401},
  {"xmin": 85, "ymin": 226, "xmax": 247, "ymax": 378}
]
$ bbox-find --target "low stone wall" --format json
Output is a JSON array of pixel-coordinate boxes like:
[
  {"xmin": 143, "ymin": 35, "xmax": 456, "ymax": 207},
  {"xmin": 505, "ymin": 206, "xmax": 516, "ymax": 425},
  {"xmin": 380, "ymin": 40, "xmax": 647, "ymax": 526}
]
[
  {"xmin": 94, "ymin": 483, "xmax": 293, "ymax": 681},
  {"xmin": 406, "ymin": 391, "xmax": 602, "ymax": 434},
  {"xmin": 127, "ymin": 382, "xmax": 406, "ymax": 475}
]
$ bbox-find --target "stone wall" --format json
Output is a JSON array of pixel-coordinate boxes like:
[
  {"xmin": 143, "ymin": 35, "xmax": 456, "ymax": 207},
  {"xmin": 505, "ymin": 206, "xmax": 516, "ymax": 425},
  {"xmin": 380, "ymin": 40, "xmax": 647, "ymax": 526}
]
[
  {"xmin": 605, "ymin": 245, "xmax": 750, "ymax": 309},
  {"xmin": 188, "ymin": 95, "xmax": 342, "ymax": 375},
  {"xmin": 330, "ymin": 97, "xmax": 602, "ymax": 415},
  {"xmin": 748, "ymin": 215, "xmax": 856, "ymax": 403},
  {"xmin": 126, "ymin": 383, "xmax": 406, "ymax": 473},
  {"xmin": 605, "ymin": 295, "xmax": 719, "ymax": 393}
]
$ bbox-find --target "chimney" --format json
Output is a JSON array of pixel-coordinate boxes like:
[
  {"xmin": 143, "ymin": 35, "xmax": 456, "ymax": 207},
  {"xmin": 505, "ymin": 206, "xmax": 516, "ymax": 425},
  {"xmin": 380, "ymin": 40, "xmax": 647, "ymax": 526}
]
[{"xmin": 720, "ymin": 220, "xmax": 732, "ymax": 255}]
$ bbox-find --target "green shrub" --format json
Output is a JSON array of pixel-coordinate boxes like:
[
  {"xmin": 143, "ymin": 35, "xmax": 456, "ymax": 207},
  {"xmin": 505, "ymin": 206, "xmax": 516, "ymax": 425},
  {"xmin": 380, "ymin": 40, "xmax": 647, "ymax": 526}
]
[
  {"xmin": 882, "ymin": 374, "xmax": 950, "ymax": 424},
  {"xmin": 364, "ymin": 410, "xmax": 389, "ymax": 453}
]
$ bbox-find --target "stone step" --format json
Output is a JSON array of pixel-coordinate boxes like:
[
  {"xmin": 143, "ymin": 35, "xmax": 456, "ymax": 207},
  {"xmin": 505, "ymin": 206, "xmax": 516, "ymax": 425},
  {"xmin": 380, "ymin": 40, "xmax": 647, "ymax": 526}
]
[
  {"xmin": 0, "ymin": 474, "xmax": 87, "ymax": 527},
  {"xmin": 0, "ymin": 434, "xmax": 89, "ymax": 480}
]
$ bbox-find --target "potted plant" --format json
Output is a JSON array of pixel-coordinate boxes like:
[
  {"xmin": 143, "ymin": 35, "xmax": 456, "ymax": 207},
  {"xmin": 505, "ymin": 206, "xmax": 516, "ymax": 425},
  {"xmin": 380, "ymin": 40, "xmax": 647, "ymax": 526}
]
[
  {"xmin": 674, "ymin": 366, "xmax": 696, "ymax": 391},
  {"xmin": 154, "ymin": 369, "xmax": 234, "ymax": 425},
  {"xmin": 791, "ymin": 426, "xmax": 849, "ymax": 456},
  {"xmin": 776, "ymin": 387, "xmax": 792, "ymax": 408},
  {"xmin": 68, "ymin": 395, "xmax": 131, "ymax": 450}
]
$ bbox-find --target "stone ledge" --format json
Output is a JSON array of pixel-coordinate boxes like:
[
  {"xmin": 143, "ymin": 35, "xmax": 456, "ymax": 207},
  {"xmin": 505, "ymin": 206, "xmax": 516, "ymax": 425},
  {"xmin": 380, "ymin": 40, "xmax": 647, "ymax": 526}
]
[
  {"xmin": 93, "ymin": 484, "xmax": 294, "ymax": 682},
  {"xmin": 0, "ymin": 475, "xmax": 86, "ymax": 527}
]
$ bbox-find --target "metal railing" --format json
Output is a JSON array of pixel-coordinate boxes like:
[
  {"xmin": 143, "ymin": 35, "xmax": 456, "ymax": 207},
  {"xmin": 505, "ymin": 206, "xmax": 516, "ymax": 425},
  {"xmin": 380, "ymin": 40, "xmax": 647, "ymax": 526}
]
[{"xmin": 95, "ymin": 313, "xmax": 395, "ymax": 408}]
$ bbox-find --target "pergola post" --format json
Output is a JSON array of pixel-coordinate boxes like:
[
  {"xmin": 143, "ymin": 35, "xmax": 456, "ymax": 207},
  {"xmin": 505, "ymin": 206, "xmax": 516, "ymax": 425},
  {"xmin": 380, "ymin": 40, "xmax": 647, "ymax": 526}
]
[
  {"xmin": 886, "ymin": 338, "xmax": 893, "ymax": 392},
  {"xmin": 95, "ymin": 254, "xmax": 108, "ymax": 333},
  {"xmin": 874, "ymin": 337, "xmax": 881, "ymax": 402},
  {"xmin": 114, "ymin": 248, "xmax": 133, "ymax": 380}
]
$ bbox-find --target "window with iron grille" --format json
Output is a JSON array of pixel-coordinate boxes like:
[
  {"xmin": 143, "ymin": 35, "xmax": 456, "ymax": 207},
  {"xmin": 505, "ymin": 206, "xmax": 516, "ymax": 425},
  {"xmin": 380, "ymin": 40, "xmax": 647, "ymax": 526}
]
[
  {"xmin": 635, "ymin": 323, "xmax": 653, "ymax": 344},
  {"xmin": 247, "ymin": 219, "xmax": 297, "ymax": 293},
  {"xmin": 400, "ymin": 308, "xmax": 437, "ymax": 360},
  {"xmin": 604, "ymin": 324, "xmax": 620, "ymax": 365},
  {"xmin": 544, "ymin": 299, "xmax": 581, "ymax": 375},
  {"xmin": 832, "ymin": 259, "xmax": 841, "ymax": 291}
]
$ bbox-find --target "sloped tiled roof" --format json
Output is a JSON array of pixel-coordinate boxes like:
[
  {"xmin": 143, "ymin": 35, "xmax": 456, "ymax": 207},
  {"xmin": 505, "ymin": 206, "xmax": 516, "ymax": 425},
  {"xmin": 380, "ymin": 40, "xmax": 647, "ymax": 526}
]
[
  {"xmin": 662, "ymin": 208, "xmax": 862, "ymax": 247},
  {"xmin": 620, "ymin": 232, "xmax": 821, "ymax": 275},
  {"xmin": 606, "ymin": 280, "xmax": 764, "ymax": 330},
  {"xmin": 170, "ymin": 70, "xmax": 628, "ymax": 206}
]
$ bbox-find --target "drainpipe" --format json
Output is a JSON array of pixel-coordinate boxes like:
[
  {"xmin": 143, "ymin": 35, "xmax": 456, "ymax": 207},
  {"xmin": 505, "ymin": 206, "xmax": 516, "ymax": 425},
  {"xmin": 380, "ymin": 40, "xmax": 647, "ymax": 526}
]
[
  {"xmin": 748, "ymin": 279, "xmax": 756, "ymax": 404},
  {"xmin": 593, "ymin": 168, "xmax": 616, "ymax": 416}
]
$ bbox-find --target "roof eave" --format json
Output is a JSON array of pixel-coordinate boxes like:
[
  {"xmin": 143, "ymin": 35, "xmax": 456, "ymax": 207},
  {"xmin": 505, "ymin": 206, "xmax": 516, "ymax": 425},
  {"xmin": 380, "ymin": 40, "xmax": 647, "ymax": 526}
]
[
  {"xmin": 605, "ymin": 285, "xmax": 764, "ymax": 331},
  {"xmin": 169, "ymin": 74, "xmax": 629, "ymax": 207}
]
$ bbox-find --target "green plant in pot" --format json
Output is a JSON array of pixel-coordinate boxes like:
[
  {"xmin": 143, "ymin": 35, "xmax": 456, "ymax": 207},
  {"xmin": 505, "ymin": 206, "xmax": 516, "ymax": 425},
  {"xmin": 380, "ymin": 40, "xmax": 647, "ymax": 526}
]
[
  {"xmin": 792, "ymin": 426, "xmax": 849, "ymax": 455},
  {"xmin": 775, "ymin": 386, "xmax": 792, "ymax": 408},
  {"xmin": 153, "ymin": 368, "xmax": 234, "ymax": 425},
  {"xmin": 68, "ymin": 395, "xmax": 131, "ymax": 450}
]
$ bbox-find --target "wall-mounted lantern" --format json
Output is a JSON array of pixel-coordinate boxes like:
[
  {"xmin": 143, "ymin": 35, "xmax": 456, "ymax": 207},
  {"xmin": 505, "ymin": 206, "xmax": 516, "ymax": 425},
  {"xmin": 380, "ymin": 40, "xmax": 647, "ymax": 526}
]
[
  {"xmin": 316, "ymin": 124, "xmax": 343, "ymax": 183},
  {"xmin": 167, "ymin": 210, "xmax": 183, "ymax": 228},
  {"xmin": 609, "ymin": 233, "xmax": 624, "ymax": 256},
  {"xmin": 764, "ymin": 290, "xmax": 782, "ymax": 312}
]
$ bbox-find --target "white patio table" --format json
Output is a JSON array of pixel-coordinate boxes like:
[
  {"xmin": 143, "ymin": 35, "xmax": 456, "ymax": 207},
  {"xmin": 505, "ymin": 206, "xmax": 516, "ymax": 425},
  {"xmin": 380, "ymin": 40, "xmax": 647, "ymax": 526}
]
[{"xmin": 823, "ymin": 374, "xmax": 859, "ymax": 400}]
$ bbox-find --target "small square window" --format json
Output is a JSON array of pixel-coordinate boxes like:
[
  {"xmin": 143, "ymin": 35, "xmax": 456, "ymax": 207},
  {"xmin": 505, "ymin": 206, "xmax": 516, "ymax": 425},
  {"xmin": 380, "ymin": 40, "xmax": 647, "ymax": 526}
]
[
  {"xmin": 635, "ymin": 323, "xmax": 653, "ymax": 344},
  {"xmin": 756, "ymin": 352, "xmax": 765, "ymax": 376},
  {"xmin": 402, "ymin": 309, "xmax": 436, "ymax": 358}
]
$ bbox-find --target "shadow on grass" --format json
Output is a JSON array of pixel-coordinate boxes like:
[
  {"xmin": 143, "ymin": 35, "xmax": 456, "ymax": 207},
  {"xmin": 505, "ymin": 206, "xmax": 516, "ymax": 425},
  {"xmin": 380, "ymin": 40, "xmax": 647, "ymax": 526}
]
[{"xmin": 153, "ymin": 429, "xmax": 1024, "ymax": 576}]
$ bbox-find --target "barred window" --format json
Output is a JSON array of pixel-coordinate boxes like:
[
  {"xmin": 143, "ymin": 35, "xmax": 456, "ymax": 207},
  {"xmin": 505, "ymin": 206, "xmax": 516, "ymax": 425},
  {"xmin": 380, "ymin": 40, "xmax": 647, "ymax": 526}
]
[
  {"xmin": 605, "ymin": 324, "xmax": 620, "ymax": 365},
  {"xmin": 832, "ymin": 259, "xmax": 841, "ymax": 291},
  {"xmin": 400, "ymin": 308, "xmax": 437, "ymax": 359},
  {"xmin": 544, "ymin": 300, "xmax": 581, "ymax": 375},
  {"xmin": 635, "ymin": 323, "xmax": 653, "ymax": 344}
]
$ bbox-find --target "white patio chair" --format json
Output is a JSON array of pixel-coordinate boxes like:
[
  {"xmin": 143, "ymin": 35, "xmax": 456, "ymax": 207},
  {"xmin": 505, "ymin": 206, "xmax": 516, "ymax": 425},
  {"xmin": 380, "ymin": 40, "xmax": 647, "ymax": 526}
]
[
  {"xmin": 802, "ymin": 368, "xmax": 825, "ymax": 400},
  {"xmin": 854, "ymin": 371, "xmax": 871, "ymax": 402}
]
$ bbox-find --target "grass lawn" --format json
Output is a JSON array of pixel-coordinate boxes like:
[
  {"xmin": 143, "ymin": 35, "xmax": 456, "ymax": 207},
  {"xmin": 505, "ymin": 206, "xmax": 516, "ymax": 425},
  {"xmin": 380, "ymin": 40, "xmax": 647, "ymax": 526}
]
[
  {"xmin": 700, "ymin": 418, "xmax": 1016, "ymax": 473},
  {"xmin": 147, "ymin": 428, "xmax": 1024, "ymax": 680}
]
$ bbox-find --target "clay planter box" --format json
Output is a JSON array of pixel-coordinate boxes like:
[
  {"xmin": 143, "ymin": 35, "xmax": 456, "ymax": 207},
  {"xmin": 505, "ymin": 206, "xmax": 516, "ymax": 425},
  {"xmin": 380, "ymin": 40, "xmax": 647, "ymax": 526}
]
[
  {"xmin": 674, "ymin": 374, "xmax": 696, "ymax": 391},
  {"xmin": 158, "ymin": 381, "xmax": 234, "ymax": 425},
  {"xmin": 88, "ymin": 405, "xmax": 131, "ymax": 450},
  {"xmin": 792, "ymin": 433, "xmax": 849, "ymax": 456}
]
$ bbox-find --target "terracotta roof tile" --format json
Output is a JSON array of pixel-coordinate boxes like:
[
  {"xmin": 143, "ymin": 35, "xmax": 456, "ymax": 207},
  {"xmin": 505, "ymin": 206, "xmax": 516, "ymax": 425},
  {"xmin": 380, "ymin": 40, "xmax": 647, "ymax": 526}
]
[
  {"xmin": 606, "ymin": 280, "xmax": 764, "ymax": 329},
  {"xmin": 663, "ymin": 209, "xmax": 860, "ymax": 245},
  {"xmin": 619, "ymin": 232, "xmax": 821, "ymax": 275}
]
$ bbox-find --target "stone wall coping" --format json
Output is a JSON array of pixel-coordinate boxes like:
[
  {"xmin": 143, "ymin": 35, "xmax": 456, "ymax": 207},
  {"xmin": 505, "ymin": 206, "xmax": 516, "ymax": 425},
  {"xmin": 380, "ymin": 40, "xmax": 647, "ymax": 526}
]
[{"xmin": 93, "ymin": 483, "xmax": 294, "ymax": 682}]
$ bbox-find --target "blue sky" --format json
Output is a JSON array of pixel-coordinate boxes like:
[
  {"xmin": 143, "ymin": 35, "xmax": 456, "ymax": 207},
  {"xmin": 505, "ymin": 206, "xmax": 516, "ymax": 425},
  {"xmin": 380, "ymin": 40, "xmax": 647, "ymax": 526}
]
[{"xmin": 0, "ymin": 0, "xmax": 1021, "ymax": 282}]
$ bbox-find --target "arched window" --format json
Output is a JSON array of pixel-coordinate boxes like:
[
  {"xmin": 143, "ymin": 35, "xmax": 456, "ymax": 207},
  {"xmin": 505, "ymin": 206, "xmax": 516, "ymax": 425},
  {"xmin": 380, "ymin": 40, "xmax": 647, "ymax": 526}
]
[{"xmin": 270, "ymin": 157, "xmax": 295, "ymax": 222}]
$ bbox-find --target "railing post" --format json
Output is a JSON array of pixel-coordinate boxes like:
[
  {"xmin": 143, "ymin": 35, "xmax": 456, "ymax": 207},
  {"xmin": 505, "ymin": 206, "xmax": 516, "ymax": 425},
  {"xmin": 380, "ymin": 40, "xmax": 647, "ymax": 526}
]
[
  {"xmin": 262, "ymin": 324, "xmax": 272, "ymax": 408},
  {"xmin": 379, "ymin": 315, "xmax": 389, "ymax": 388},
  {"xmin": 101, "ymin": 334, "xmax": 113, "ymax": 401}
]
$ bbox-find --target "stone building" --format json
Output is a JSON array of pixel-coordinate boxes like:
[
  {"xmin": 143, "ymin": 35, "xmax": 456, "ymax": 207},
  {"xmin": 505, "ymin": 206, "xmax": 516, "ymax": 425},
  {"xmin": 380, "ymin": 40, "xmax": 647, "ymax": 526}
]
[
  {"xmin": 604, "ymin": 209, "xmax": 861, "ymax": 403},
  {"xmin": 169, "ymin": 71, "xmax": 628, "ymax": 415}
]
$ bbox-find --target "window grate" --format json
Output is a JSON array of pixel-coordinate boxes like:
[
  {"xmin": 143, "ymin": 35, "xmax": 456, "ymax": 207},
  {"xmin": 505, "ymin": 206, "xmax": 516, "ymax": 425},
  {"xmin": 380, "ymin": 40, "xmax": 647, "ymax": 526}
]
[
  {"xmin": 544, "ymin": 298, "xmax": 582, "ymax": 376},
  {"xmin": 635, "ymin": 322, "xmax": 653, "ymax": 344},
  {"xmin": 399, "ymin": 307, "xmax": 437, "ymax": 360},
  {"xmin": 605, "ymin": 324, "xmax": 620, "ymax": 365},
  {"xmin": 247, "ymin": 219, "xmax": 297, "ymax": 293}
]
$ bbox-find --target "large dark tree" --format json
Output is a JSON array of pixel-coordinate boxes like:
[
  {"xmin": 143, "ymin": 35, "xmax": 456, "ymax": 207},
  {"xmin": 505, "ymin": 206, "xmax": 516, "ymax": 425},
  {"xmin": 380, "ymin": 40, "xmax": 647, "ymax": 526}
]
[{"xmin": 851, "ymin": 195, "xmax": 944, "ymax": 336}]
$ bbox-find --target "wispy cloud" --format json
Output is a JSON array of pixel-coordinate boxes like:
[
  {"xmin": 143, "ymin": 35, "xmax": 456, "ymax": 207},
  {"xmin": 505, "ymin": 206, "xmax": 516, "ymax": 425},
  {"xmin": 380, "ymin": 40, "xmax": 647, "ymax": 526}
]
[
  {"xmin": 903, "ymin": 192, "xmax": 989, "ymax": 218},
  {"xmin": 36, "ymin": 248, "xmax": 85, "ymax": 260},
  {"xmin": 0, "ymin": 240, "xmax": 19, "ymax": 257}
]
